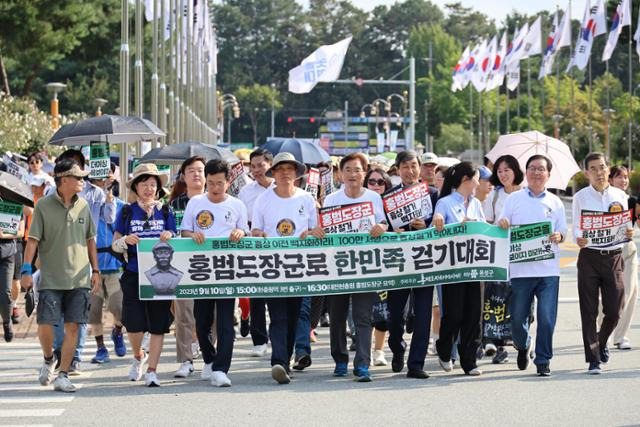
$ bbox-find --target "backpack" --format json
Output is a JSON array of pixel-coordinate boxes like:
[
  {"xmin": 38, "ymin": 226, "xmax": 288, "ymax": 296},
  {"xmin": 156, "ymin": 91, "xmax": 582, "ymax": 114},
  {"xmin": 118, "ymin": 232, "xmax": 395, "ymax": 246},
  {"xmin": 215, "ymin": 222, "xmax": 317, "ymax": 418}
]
[{"xmin": 112, "ymin": 203, "xmax": 172, "ymax": 265}]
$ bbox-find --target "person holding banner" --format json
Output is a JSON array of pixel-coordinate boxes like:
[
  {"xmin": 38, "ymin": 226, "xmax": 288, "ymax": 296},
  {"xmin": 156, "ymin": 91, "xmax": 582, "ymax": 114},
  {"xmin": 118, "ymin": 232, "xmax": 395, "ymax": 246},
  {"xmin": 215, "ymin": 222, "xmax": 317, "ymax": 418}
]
[
  {"xmin": 432, "ymin": 161, "xmax": 486, "ymax": 376},
  {"xmin": 238, "ymin": 148, "xmax": 275, "ymax": 357},
  {"xmin": 572, "ymin": 153, "xmax": 633, "ymax": 375},
  {"xmin": 383, "ymin": 151, "xmax": 437, "ymax": 379},
  {"xmin": 322, "ymin": 153, "xmax": 388, "ymax": 381},
  {"xmin": 111, "ymin": 164, "xmax": 177, "ymax": 387},
  {"xmin": 0, "ymin": 198, "xmax": 24, "ymax": 342},
  {"xmin": 251, "ymin": 152, "xmax": 324, "ymax": 385},
  {"xmin": 497, "ymin": 155, "xmax": 567, "ymax": 376},
  {"xmin": 168, "ymin": 156, "xmax": 207, "ymax": 379},
  {"xmin": 181, "ymin": 159, "xmax": 248, "ymax": 387}
]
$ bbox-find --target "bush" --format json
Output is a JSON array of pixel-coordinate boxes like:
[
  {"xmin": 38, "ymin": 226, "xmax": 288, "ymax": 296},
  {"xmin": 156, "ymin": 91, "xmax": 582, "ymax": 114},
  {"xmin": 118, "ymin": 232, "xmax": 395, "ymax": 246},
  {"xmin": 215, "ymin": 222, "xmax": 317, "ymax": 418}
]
[
  {"xmin": 630, "ymin": 169, "xmax": 640, "ymax": 195},
  {"xmin": 572, "ymin": 171, "xmax": 589, "ymax": 191}
]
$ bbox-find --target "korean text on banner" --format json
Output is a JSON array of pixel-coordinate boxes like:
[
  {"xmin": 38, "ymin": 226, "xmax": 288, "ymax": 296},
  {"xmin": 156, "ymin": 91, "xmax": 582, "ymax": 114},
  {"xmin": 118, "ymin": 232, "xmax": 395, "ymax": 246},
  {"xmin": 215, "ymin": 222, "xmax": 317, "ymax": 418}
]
[
  {"xmin": 509, "ymin": 221, "xmax": 554, "ymax": 263},
  {"xmin": 0, "ymin": 200, "xmax": 23, "ymax": 235},
  {"xmin": 319, "ymin": 202, "xmax": 375, "ymax": 234},
  {"xmin": 382, "ymin": 183, "xmax": 432, "ymax": 230},
  {"xmin": 89, "ymin": 141, "xmax": 110, "ymax": 179},
  {"xmin": 579, "ymin": 209, "xmax": 632, "ymax": 248}
]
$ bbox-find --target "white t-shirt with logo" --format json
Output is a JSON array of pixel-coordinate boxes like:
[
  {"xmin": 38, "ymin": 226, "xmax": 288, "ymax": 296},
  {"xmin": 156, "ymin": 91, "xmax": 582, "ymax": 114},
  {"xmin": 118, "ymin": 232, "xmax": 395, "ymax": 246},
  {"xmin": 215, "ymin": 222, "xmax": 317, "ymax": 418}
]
[
  {"xmin": 180, "ymin": 193, "xmax": 249, "ymax": 238},
  {"xmin": 252, "ymin": 187, "xmax": 318, "ymax": 237},
  {"xmin": 323, "ymin": 188, "xmax": 387, "ymax": 231}
]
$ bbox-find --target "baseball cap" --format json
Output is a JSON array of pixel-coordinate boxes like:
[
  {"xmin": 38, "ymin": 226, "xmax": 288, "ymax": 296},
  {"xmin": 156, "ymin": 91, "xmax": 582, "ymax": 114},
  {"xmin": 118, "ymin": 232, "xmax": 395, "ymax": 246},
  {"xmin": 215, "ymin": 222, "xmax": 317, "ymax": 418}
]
[
  {"xmin": 421, "ymin": 152, "xmax": 439, "ymax": 165},
  {"xmin": 478, "ymin": 166, "xmax": 492, "ymax": 180}
]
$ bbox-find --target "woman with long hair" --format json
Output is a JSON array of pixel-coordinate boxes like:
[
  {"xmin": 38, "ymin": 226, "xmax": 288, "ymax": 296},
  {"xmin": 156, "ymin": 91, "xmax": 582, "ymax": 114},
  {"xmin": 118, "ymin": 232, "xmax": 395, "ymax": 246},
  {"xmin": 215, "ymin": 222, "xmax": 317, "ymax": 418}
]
[{"xmin": 484, "ymin": 154, "xmax": 523, "ymax": 223}]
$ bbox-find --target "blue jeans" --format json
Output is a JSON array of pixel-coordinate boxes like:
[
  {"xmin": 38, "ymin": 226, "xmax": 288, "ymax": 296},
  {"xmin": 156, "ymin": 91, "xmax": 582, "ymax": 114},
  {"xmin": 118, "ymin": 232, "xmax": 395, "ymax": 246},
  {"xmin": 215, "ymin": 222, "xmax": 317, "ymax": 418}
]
[
  {"xmin": 294, "ymin": 297, "xmax": 311, "ymax": 358},
  {"xmin": 510, "ymin": 276, "xmax": 559, "ymax": 366},
  {"xmin": 54, "ymin": 318, "xmax": 88, "ymax": 362}
]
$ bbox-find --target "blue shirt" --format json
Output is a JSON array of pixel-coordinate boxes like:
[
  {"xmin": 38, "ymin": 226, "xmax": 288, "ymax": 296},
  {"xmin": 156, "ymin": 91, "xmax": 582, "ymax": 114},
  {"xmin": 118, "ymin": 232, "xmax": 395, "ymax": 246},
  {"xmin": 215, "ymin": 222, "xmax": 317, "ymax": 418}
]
[
  {"xmin": 114, "ymin": 202, "xmax": 177, "ymax": 272},
  {"xmin": 434, "ymin": 191, "xmax": 486, "ymax": 225},
  {"xmin": 97, "ymin": 198, "xmax": 125, "ymax": 272}
]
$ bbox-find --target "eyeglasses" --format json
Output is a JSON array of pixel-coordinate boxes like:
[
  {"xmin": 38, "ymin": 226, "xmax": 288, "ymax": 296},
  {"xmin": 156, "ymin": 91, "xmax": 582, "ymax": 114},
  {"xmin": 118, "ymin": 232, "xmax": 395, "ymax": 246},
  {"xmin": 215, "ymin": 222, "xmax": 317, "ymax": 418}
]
[
  {"xmin": 368, "ymin": 179, "xmax": 386, "ymax": 186},
  {"xmin": 527, "ymin": 166, "xmax": 547, "ymax": 173}
]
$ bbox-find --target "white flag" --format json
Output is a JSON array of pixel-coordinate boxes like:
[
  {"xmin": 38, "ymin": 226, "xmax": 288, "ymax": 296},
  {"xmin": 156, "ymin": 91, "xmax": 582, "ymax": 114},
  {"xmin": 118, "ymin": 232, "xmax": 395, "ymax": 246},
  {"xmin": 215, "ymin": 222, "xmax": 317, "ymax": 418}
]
[
  {"xmin": 505, "ymin": 23, "xmax": 530, "ymax": 67},
  {"xmin": 555, "ymin": 5, "xmax": 572, "ymax": 49},
  {"xmin": 539, "ymin": 13, "xmax": 560, "ymax": 79},
  {"xmin": 522, "ymin": 16, "xmax": 543, "ymax": 58},
  {"xmin": 451, "ymin": 46, "xmax": 470, "ymax": 92},
  {"xmin": 568, "ymin": 0, "xmax": 607, "ymax": 71},
  {"xmin": 602, "ymin": 0, "xmax": 631, "ymax": 61},
  {"xmin": 635, "ymin": 2, "xmax": 640, "ymax": 59},
  {"xmin": 288, "ymin": 36, "xmax": 353, "ymax": 94},
  {"xmin": 486, "ymin": 32, "xmax": 507, "ymax": 91},
  {"xmin": 144, "ymin": 0, "xmax": 156, "ymax": 21},
  {"xmin": 471, "ymin": 36, "xmax": 495, "ymax": 91},
  {"xmin": 506, "ymin": 61, "xmax": 521, "ymax": 91}
]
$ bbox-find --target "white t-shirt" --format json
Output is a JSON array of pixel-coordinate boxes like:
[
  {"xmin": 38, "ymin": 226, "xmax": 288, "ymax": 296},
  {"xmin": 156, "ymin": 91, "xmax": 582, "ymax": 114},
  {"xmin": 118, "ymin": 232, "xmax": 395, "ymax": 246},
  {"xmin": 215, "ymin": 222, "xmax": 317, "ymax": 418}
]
[
  {"xmin": 323, "ymin": 188, "xmax": 387, "ymax": 227},
  {"xmin": 252, "ymin": 187, "xmax": 318, "ymax": 237},
  {"xmin": 180, "ymin": 193, "xmax": 249, "ymax": 238},
  {"xmin": 483, "ymin": 187, "xmax": 517, "ymax": 223},
  {"xmin": 238, "ymin": 179, "xmax": 275, "ymax": 222}
]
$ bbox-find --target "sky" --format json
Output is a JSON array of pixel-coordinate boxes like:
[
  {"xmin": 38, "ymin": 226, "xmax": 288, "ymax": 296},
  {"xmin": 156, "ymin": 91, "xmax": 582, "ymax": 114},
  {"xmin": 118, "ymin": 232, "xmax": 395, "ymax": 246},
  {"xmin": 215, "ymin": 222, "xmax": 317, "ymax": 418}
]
[{"xmin": 299, "ymin": 0, "xmax": 584, "ymax": 26}]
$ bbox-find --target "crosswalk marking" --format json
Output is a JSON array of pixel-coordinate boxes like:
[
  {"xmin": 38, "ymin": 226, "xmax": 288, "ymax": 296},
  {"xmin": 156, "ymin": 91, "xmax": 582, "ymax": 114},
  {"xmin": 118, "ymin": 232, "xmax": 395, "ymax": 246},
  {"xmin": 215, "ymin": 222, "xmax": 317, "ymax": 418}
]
[
  {"xmin": 0, "ymin": 409, "xmax": 65, "ymax": 417},
  {"xmin": 0, "ymin": 396, "xmax": 75, "ymax": 404}
]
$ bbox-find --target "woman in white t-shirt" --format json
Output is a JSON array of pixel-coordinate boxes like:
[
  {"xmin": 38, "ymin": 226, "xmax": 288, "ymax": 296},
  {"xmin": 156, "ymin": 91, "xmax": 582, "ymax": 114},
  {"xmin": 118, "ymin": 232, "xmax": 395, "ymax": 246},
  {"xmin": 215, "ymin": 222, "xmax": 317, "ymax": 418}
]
[
  {"xmin": 483, "ymin": 155, "xmax": 524, "ymax": 223},
  {"xmin": 251, "ymin": 152, "xmax": 325, "ymax": 385}
]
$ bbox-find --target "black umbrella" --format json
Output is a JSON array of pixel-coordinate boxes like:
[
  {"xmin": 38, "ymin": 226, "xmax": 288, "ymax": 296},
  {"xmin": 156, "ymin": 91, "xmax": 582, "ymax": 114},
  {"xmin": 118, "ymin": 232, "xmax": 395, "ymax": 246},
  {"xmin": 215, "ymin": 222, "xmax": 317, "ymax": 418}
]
[
  {"xmin": 48, "ymin": 115, "xmax": 165, "ymax": 146},
  {"xmin": 0, "ymin": 171, "xmax": 33, "ymax": 207},
  {"xmin": 261, "ymin": 138, "xmax": 330, "ymax": 165},
  {"xmin": 138, "ymin": 141, "xmax": 238, "ymax": 165}
]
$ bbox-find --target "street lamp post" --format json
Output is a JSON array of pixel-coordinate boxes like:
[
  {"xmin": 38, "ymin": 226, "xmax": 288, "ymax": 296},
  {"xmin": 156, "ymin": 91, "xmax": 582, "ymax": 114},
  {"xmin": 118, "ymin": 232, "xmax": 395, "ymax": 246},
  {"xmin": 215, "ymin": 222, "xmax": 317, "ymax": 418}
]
[
  {"xmin": 218, "ymin": 93, "xmax": 239, "ymax": 144},
  {"xmin": 552, "ymin": 113, "xmax": 563, "ymax": 140},
  {"xmin": 271, "ymin": 83, "xmax": 276, "ymax": 138},
  {"xmin": 94, "ymin": 98, "xmax": 108, "ymax": 117},
  {"xmin": 372, "ymin": 98, "xmax": 391, "ymax": 150},
  {"xmin": 46, "ymin": 82, "xmax": 67, "ymax": 130},
  {"xmin": 603, "ymin": 108, "xmax": 615, "ymax": 160}
]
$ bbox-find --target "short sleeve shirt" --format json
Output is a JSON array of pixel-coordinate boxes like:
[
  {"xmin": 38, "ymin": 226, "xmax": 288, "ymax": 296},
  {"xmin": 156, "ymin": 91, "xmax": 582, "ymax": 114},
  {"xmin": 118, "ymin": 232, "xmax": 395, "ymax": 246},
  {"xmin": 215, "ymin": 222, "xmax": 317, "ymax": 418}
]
[
  {"xmin": 181, "ymin": 194, "xmax": 249, "ymax": 238},
  {"xmin": 252, "ymin": 188, "xmax": 318, "ymax": 237}
]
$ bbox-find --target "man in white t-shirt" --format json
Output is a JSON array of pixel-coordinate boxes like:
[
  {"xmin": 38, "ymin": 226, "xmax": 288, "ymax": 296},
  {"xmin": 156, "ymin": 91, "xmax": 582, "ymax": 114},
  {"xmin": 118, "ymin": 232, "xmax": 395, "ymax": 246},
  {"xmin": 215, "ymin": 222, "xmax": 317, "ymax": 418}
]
[
  {"xmin": 238, "ymin": 148, "xmax": 275, "ymax": 357},
  {"xmin": 251, "ymin": 152, "xmax": 324, "ymax": 385},
  {"xmin": 323, "ymin": 153, "xmax": 388, "ymax": 382},
  {"xmin": 181, "ymin": 159, "xmax": 249, "ymax": 387}
]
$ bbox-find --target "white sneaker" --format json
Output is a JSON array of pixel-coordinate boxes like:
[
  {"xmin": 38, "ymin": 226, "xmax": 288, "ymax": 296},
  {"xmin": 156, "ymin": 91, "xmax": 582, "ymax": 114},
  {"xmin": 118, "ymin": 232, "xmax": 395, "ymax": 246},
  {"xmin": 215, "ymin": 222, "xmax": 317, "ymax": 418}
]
[
  {"xmin": 271, "ymin": 364, "xmax": 290, "ymax": 384},
  {"xmin": 39, "ymin": 360, "xmax": 56, "ymax": 386},
  {"xmin": 174, "ymin": 361, "xmax": 194, "ymax": 378},
  {"xmin": 251, "ymin": 344, "xmax": 268, "ymax": 357},
  {"xmin": 616, "ymin": 338, "xmax": 632, "ymax": 350},
  {"xmin": 438, "ymin": 358, "xmax": 453, "ymax": 372},
  {"xmin": 128, "ymin": 353, "xmax": 148, "ymax": 381},
  {"xmin": 141, "ymin": 332, "xmax": 150, "ymax": 352},
  {"xmin": 466, "ymin": 367, "xmax": 483, "ymax": 376},
  {"xmin": 372, "ymin": 349, "xmax": 388, "ymax": 366},
  {"xmin": 145, "ymin": 371, "xmax": 160, "ymax": 387},
  {"xmin": 211, "ymin": 371, "xmax": 232, "ymax": 387},
  {"xmin": 201, "ymin": 363, "xmax": 213, "ymax": 380},
  {"xmin": 53, "ymin": 375, "xmax": 76, "ymax": 392},
  {"xmin": 191, "ymin": 342, "xmax": 201, "ymax": 359}
]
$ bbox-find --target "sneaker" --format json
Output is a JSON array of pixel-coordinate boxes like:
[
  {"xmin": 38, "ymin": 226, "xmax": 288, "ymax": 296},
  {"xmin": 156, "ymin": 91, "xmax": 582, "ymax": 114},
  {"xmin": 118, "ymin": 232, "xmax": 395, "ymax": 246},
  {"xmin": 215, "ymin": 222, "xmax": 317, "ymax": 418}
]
[
  {"xmin": 145, "ymin": 371, "xmax": 160, "ymax": 387},
  {"xmin": 240, "ymin": 319, "xmax": 249, "ymax": 337},
  {"xmin": 141, "ymin": 332, "xmax": 150, "ymax": 352},
  {"xmin": 428, "ymin": 338, "xmax": 437, "ymax": 356},
  {"xmin": 600, "ymin": 346, "xmax": 610, "ymax": 364},
  {"xmin": 475, "ymin": 345, "xmax": 485, "ymax": 360},
  {"xmin": 251, "ymin": 344, "xmax": 268, "ymax": 357},
  {"xmin": 292, "ymin": 353, "xmax": 311, "ymax": 371},
  {"xmin": 438, "ymin": 358, "xmax": 453, "ymax": 373},
  {"xmin": 484, "ymin": 343, "xmax": 497, "ymax": 357},
  {"xmin": 271, "ymin": 364, "xmax": 290, "ymax": 384},
  {"xmin": 355, "ymin": 366, "xmax": 372, "ymax": 382},
  {"xmin": 492, "ymin": 348, "xmax": 509, "ymax": 364},
  {"xmin": 588, "ymin": 361, "xmax": 601, "ymax": 375},
  {"xmin": 333, "ymin": 362, "xmax": 348, "ymax": 377},
  {"xmin": 466, "ymin": 367, "xmax": 483, "ymax": 376},
  {"xmin": 349, "ymin": 337, "xmax": 356, "ymax": 351},
  {"xmin": 11, "ymin": 307, "xmax": 20, "ymax": 324},
  {"xmin": 320, "ymin": 313, "xmax": 330, "ymax": 327},
  {"xmin": 391, "ymin": 353, "xmax": 404, "ymax": 373},
  {"xmin": 517, "ymin": 349, "xmax": 530, "ymax": 371},
  {"xmin": 53, "ymin": 374, "xmax": 76, "ymax": 392},
  {"xmin": 191, "ymin": 342, "xmax": 201, "ymax": 359},
  {"xmin": 615, "ymin": 338, "xmax": 631, "ymax": 350},
  {"xmin": 372, "ymin": 349, "xmax": 388, "ymax": 366},
  {"xmin": 407, "ymin": 369, "xmax": 429, "ymax": 379},
  {"xmin": 536, "ymin": 364, "xmax": 551, "ymax": 377},
  {"xmin": 3, "ymin": 321, "xmax": 13, "ymax": 342},
  {"xmin": 211, "ymin": 371, "xmax": 232, "ymax": 387},
  {"xmin": 68, "ymin": 360, "xmax": 82, "ymax": 376},
  {"xmin": 111, "ymin": 328, "xmax": 127, "ymax": 357},
  {"xmin": 174, "ymin": 361, "xmax": 194, "ymax": 378},
  {"xmin": 310, "ymin": 329, "xmax": 317, "ymax": 343},
  {"xmin": 39, "ymin": 359, "xmax": 56, "ymax": 386},
  {"xmin": 91, "ymin": 347, "xmax": 111, "ymax": 364},
  {"xmin": 201, "ymin": 363, "xmax": 213, "ymax": 380},
  {"xmin": 128, "ymin": 353, "xmax": 148, "ymax": 381}
]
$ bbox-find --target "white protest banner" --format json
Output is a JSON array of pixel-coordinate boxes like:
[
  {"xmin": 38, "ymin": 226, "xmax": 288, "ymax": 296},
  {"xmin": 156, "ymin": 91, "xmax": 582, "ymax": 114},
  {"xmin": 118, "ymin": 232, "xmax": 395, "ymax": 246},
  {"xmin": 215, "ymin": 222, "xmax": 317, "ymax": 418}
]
[
  {"xmin": 509, "ymin": 221, "xmax": 554, "ymax": 263},
  {"xmin": 2, "ymin": 154, "xmax": 29, "ymax": 184},
  {"xmin": 319, "ymin": 202, "xmax": 375, "ymax": 234},
  {"xmin": 136, "ymin": 221, "xmax": 510, "ymax": 299},
  {"xmin": 382, "ymin": 183, "xmax": 432, "ymax": 230},
  {"xmin": 227, "ymin": 162, "xmax": 248, "ymax": 197},
  {"xmin": 579, "ymin": 209, "xmax": 632, "ymax": 248},
  {"xmin": 305, "ymin": 168, "xmax": 320, "ymax": 198},
  {"xmin": 319, "ymin": 168, "xmax": 334, "ymax": 200},
  {"xmin": 89, "ymin": 142, "xmax": 110, "ymax": 179},
  {"xmin": 0, "ymin": 200, "xmax": 22, "ymax": 235},
  {"xmin": 376, "ymin": 132, "xmax": 385, "ymax": 153}
]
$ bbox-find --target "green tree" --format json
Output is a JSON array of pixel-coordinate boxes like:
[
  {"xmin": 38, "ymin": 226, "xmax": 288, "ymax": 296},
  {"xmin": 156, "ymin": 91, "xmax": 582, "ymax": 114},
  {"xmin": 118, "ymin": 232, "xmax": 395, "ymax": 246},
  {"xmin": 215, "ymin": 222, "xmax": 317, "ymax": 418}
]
[
  {"xmin": 235, "ymin": 84, "xmax": 282, "ymax": 146},
  {"xmin": 436, "ymin": 123, "xmax": 473, "ymax": 153}
]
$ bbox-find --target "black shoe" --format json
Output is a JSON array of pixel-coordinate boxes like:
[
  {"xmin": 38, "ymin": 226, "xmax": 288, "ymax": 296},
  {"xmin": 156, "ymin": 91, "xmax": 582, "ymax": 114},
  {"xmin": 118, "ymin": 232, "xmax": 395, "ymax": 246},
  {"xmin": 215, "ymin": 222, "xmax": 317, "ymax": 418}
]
[
  {"xmin": 292, "ymin": 354, "xmax": 312, "ymax": 371},
  {"xmin": 391, "ymin": 353, "xmax": 405, "ymax": 373},
  {"xmin": 492, "ymin": 347, "xmax": 509, "ymax": 364},
  {"xmin": 405, "ymin": 315, "xmax": 415, "ymax": 334},
  {"xmin": 517, "ymin": 349, "xmax": 530, "ymax": 370},
  {"xmin": 407, "ymin": 369, "xmax": 429, "ymax": 379},
  {"xmin": 349, "ymin": 337, "xmax": 356, "ymax": 352},
  {"xmin": 3, "ymin": 322, "xmax": 13, "ymax": 342},
  {"xmin": 600, "ymin": 346, "xmax": 610, "ymax": 364},
  {"xmin": 11, "ymin": 307, "xmax": 20, "ymax": 324},
  {"xmin": 536, "ymin": 364, "xmax": 551, "ymax": 377},
  {"xmin": 240, "ymin": 319, "xmax": 249, "ymax": 337},
  {"xmin": 320, "ymin": 313, "xmax": 330, "ymax": 328}
]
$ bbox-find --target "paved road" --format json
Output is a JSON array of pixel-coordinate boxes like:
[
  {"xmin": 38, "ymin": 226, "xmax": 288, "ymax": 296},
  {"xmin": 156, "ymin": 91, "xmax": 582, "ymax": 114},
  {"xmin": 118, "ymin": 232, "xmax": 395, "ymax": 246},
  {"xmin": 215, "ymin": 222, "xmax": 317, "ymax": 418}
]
[{"xmin": 1, "ymin": 206, "xmax": 638, "ymax": 426}]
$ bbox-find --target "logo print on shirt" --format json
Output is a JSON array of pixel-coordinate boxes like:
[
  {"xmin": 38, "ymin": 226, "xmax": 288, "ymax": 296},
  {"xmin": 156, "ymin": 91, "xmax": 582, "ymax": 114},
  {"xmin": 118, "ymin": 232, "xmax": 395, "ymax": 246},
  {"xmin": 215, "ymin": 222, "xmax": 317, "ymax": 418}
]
[
  {"xmin": 298, "ymin": 205, "xmax": 305, "ymax": 216},
  {"xmin": 225, "ymin": 211, "xmax": 233, "ymax": 223},
  {"xmin": 276, "ymin": 219, "xmax": 296, "ymax": 236},
  {"xmin": 196, "ymin": 210, "xmax": 214, "ymax": 229},
  {"xmin": 608, "ymin": 202, "xmax": 623, "ymax": 213}
]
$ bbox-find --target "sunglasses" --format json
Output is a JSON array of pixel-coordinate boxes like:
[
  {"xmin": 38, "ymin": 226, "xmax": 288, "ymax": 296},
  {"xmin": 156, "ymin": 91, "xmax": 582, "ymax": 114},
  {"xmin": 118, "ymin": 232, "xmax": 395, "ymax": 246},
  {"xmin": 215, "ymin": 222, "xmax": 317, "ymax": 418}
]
[{"xmin": 367, "ymin": 179, "xmax": 386, "ymax": 186}]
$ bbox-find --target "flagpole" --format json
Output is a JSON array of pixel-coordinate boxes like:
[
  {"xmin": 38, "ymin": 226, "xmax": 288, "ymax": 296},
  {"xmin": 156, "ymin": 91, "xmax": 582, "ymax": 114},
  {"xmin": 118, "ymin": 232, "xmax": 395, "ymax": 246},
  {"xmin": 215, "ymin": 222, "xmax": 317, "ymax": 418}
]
[
  {"xmin": 628, "ymin": 16, "xmax": 633, "ymax": 170},
  {"xmin": 478, "ymin": 90, "xmax": 483, "ymax": 156},
  {"xmin": 496, "ymin": 87, "xmax": 500, "ymax": 137},
  {"xmin": 569, "ymin": 0, "xmax": 575, "ymax": 156},
  {"xmin": 159, "ymin": 0, "xmax": 167, "ymax": 146},
  {"xmin": 119, "ymin": 0, "xmax": 130, "ymax": 197},
  {"xmin": 588, "ymin": 58, "xmax": 593, "ymax": 152},
  {"xmin": 469, "ymin": 85, "xmax": 474, "ymax": 159},
  {"xmin": 516, "ymin": 82, "xmax": 521, "ymax": 132},
  {"xmin": 506, "ymin": 86, "xmax": 510, "ymax": 133},
  {"xmin": 527, "ymin": 57, "xmax": 532, "ymax": 130},
  {"xmin": 151, "ymin": 0, "xmax": 159, "ymax": 147},
  {"xmin": 134, "ymin": 0, "xmax": 144, "ymax": 155}
]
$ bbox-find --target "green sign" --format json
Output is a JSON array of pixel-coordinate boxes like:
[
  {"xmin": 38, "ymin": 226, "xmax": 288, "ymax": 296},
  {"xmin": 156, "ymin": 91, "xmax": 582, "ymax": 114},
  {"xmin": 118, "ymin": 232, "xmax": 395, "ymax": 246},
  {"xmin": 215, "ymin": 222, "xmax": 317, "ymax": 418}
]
[
  {"xmin": 509, "ymin": 221, "xmax": 555, "ymax": 263},
  {"xmin": 0, "ymin": 200, "xmax": 23, "ymax": 235},
  {"xmin": 89, "ymin": 141, "xmax": 110, "ymax": 179},
  {"xmin": 136, "ymin": 222, "xmax": 510, "ymax": 300}
]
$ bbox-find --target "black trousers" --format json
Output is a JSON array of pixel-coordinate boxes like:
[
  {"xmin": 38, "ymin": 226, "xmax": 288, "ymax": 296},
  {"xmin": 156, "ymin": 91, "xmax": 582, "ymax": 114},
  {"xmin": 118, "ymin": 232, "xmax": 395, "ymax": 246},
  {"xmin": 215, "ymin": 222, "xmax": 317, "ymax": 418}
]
[
  {"xmin": 267, "ymin": 297, "xmax": 302, "ymax": 371},
  {"xmin": 193, "ymin": 298, "xmax": 235, "ymax": 373},
  {"xmin": 249, "ymin": 298, "xmax": 269, "ymax": 346},
  {"xmin": 436, "ymin": 282, "xmax": 482, "ymax": 373}
]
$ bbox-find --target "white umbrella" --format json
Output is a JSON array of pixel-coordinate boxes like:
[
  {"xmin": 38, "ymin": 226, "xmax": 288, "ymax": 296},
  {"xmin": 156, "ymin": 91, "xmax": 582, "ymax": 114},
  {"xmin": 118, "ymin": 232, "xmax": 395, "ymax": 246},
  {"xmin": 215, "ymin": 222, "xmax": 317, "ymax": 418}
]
[
  {"xmin": 437, "ymin": 157, "xmax": 461, "ymax": 167},
  {"xmin": 486, "ymin": 131, "xmax": 580, "ymax": 189}
]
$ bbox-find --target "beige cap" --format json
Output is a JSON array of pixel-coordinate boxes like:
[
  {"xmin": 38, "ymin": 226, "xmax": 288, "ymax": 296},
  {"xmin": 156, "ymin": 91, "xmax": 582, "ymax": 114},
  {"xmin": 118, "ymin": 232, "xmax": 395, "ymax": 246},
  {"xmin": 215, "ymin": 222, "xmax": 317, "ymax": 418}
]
[
  {"xmin": 127, "ymin": 163, "xmax": 169, "ymax": 192},
  {"xmin": 54, "ymin": 164, "xmax": 90, "ymax": 179},
  {"xmin": 266, "ymin": 152, "xmax": 307, "ymax": 178}
]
